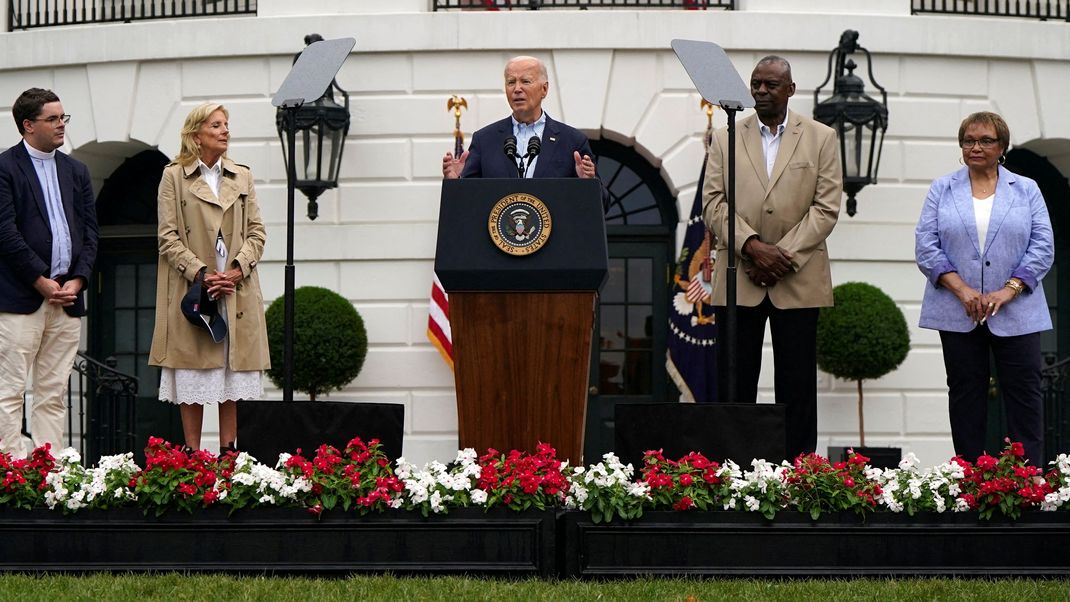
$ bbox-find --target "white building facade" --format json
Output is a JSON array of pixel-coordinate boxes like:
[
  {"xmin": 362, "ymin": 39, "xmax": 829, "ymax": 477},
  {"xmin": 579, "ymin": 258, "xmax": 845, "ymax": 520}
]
[{"xmin": 1, "ymin": 0, "xmax": 1067, "ymax": 465}]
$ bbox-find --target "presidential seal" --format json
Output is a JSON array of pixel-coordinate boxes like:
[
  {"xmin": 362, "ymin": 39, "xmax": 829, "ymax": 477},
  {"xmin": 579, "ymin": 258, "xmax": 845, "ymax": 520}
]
[{"xmin": 488, "ymin": 193, "xmax": 552, "ymax": 255}]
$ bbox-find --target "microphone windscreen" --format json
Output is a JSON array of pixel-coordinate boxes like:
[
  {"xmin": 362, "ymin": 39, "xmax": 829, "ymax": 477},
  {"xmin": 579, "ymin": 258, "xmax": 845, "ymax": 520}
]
[
  {"xmin": 527, "ymin": 135, "xmax": 541, "ymax": 157},
  {"xmin": 503, "ymin": 136, "xmax": 518, "ymax": 158}
]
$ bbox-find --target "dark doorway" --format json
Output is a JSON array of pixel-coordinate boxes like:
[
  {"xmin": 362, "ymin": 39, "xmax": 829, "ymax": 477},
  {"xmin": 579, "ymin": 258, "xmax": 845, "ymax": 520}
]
[
  {"xmin": 585, "ymin": 139, "xmax": 680, "ymax": 461},
  {"xmin": 89, "ymin": 149, "xmax": 182, "ymax": 458}
]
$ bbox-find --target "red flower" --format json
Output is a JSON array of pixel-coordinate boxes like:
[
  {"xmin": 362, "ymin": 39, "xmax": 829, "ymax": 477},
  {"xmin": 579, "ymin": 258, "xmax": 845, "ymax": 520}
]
[
  {"xmin": 672, "ymin": 496, "xmax": 695, "ymax": 511},
  {"xmin": 976, "ymin": 454, "xmax": 998, "ymax": 472},
  {"xmin": 1007, "ymin": 441, "xmax": 1025, "ymax": 458},
  {"xmin": 679, "ymin": 473, "xmax": 694, "ymax": 487}
]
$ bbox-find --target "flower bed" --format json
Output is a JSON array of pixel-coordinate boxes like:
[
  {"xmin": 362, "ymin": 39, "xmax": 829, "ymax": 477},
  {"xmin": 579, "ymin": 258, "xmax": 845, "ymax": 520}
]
[
  {"xmin": 4, "ymin": 437, "xmax": 1070, "ymax": 575},
  {"xmin": 9, "ymin": 437, "xmax": 1070, "ymax": 521}
]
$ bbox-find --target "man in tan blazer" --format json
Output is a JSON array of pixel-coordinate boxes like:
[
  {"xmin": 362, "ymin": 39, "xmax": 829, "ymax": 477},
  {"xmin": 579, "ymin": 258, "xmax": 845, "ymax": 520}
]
[{"xmin": 702, "ymin": 56, "xmax": 843, "ymax": 459}]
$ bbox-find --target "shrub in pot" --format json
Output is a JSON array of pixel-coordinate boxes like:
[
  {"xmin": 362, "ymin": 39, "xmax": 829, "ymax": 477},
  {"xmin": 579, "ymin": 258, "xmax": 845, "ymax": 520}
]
[
  {"xmin": 265, "ymin": 286, "xmax": 368, "ymax": 401},
  {"xmin": 817, "ymin": 282, "xmax": 910, "ymax": 467}
]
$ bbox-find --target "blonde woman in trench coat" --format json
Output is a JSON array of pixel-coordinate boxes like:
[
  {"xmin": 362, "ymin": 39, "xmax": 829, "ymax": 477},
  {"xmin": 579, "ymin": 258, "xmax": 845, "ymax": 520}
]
[{"xmin": 148, "ymin": 103, "xmax": 270, "ymax": 453}]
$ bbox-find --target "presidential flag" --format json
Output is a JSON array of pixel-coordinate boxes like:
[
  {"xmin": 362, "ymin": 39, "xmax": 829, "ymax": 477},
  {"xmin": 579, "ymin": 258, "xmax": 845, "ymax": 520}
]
[{"xmin": 666, "ymin": 142, "xmax": 717, "ymax": 402}]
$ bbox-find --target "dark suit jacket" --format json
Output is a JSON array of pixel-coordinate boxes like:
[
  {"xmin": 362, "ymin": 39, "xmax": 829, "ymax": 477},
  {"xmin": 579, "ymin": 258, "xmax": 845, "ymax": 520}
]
[
  {"xmin": 0, "ymin": 141, "xmax": 98, "ymax": 316},
  {"xmin": 460, "ymin": 114, "xmax": 595, "ymax": 179}
]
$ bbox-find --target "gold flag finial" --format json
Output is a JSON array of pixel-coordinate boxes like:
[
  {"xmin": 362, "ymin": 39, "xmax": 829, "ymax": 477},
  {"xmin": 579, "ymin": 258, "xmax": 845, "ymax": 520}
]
[
  {"xmin": 447, "ymin": 95, "xmax": 468, "ymax": 157},
  {"xmin": 700, "ymin": 99, "xmax": 716, "ymax": 147}
]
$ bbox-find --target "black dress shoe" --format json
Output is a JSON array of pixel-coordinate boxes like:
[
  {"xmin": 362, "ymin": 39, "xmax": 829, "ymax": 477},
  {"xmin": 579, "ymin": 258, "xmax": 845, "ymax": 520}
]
[{"xmin": 220, "ymin": 441, "xmax": 239, "ymax": 455}]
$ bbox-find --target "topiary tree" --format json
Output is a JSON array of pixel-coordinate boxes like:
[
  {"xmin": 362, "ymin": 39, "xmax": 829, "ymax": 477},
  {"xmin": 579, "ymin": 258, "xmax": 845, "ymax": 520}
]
[
  {"xmin": 266, "ymin": 286, "xmax": 368, "ymax": 401},
  {"xmin": 816, "ymin": 282, "xmax": 910, "ymax": 446}
]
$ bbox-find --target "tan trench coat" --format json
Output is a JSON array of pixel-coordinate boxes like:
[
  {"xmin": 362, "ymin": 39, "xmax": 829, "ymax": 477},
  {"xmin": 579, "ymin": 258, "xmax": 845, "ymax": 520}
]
[{"xmin": 148, "ymin": 158, "xmax": 270, "ymax": 370}]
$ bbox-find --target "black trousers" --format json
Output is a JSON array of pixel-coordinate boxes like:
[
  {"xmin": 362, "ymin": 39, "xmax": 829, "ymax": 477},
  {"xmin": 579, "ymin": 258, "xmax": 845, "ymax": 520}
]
[
  {"xmin": 716, "ymin": 296, "xmax": 819, "ymax": 459},
  {"xmin": 939, "ymin": 326, "xmax": 1044, "ymax": 466}
]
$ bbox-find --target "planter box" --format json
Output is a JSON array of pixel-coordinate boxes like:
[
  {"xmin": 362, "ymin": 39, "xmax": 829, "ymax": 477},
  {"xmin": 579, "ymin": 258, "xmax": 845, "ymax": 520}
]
[
  {"xmin": 0, "ymin": 507, "xmax": 556, "ymax": 576},
  {"xmin": 562, "ymin": 510, "xmax": 1070, "ymax": 577}
]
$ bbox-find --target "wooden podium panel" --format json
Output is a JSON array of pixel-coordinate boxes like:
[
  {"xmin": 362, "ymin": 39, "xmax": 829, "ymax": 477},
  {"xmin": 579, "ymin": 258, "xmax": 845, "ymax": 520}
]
[{"xmin": 451, "ymin": 292, "xmax": 595, "ymax": 464}]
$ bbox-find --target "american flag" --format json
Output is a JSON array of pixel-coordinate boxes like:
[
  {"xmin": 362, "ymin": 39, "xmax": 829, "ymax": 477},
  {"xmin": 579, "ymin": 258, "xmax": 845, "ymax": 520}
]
[{"xmin": 427, "ymin": 272, "xmax": 453, "ymax": 369}]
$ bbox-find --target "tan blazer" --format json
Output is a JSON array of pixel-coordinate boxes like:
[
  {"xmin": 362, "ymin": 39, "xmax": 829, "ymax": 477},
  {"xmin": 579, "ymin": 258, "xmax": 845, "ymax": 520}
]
[
  {"xmin": 148, "ymin": 158, "xmax": 270, "ymax": 370},
  {"xmin": 702, "ymin": 110, "xmax": 842, "ymax": 308}
]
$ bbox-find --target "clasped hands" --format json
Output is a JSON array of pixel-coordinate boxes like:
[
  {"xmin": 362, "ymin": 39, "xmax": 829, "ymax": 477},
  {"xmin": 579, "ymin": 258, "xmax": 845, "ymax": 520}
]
[
  {"xmin": 955, "ymin": 285, "xmax": 1016, "ymax": 324},
  {"xmin": 742, "ymin": 238, "xmax": 794, "ymax": 288},
  {"xmin": 199, "ymin": 268, "xmax": 243, "ymax": 299},
  {"xmin": 34, "ymin": 276, "xmax": 81, "ymax": 307}
]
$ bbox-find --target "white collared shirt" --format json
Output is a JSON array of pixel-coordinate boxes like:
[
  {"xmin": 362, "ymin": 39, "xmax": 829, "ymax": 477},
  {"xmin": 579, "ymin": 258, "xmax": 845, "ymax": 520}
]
[
  {"xmin": 758, "ymin": 113, "xmax": 789, "ymax": 180},
  {"xmin": 198, "ymin": 159, "xmax": 222, "ymax": 198},
  {"xmin": 24, "ymin": 140, "xmax": 72, "ymax": 278},
  {"xmin": 512, "ymin": 112, "xmax": 547, "ymax": 178}
]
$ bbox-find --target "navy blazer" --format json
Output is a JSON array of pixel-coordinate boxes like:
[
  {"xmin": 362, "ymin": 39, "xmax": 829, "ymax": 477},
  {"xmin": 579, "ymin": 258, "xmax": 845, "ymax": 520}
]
[
  {"xmin": 460, "ymin": 114, "xmax": 595, "ymax": 179},
  {"xmin": 0, "ymin": 141, "xmax": 98, "ymax": 316},
  {"xmin": 916, "ymin": 165, "xmax": 1053, "ymax": 336}
]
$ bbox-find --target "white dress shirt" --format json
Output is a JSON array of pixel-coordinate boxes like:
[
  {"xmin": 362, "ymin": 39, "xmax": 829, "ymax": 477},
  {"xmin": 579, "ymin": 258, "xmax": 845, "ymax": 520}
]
[
  {"xmin": 758, "ymin": 114, "xmax": 789, "ymax": 180},
  {"xmin": 512, "ymin": 112, "xmax": 547, "ymax": 178}
]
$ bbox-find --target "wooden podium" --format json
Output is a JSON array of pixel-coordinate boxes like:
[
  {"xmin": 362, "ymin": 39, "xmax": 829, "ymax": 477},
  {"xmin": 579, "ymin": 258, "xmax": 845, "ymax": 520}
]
[{"xmin": 436, "ymin": 178, "xmax": 608, "ymax": 463}]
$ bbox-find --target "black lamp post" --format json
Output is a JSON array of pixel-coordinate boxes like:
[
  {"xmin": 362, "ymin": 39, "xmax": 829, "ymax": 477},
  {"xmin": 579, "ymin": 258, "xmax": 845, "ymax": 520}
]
[
  {"xmin": 275, "ymin": 33, "xmax": 351, "ymax": 221},
  {"xmin": 274, "ymin": 33, "xmax": 352, "ymax": 402},
  {"xmin": 813, "ymin": 30, "xmax": 888, "ymax": 217}
]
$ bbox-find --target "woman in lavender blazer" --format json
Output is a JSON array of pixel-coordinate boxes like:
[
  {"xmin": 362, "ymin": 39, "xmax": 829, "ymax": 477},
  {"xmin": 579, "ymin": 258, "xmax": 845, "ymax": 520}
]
[{"xmin": 916, "ymin": 112, "xmax": 1054, "ymax": 467}]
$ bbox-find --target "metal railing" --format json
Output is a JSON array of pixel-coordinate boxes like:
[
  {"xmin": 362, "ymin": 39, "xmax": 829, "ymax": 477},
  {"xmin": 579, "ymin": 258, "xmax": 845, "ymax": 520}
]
[
  {"xmin": 8, "ymin": 0, "xmax": 257, "ymax": 31},
  {"xmin": 1042, "ymin": 354, "xmax": 1070, "ymax": 460},
  {"xmin": 433, "ymin": 0, "xmax": 734, "ymax": 9},
  {"xmin": 913, "ymin": 0, "xmax": 1070, "ymax": 20},
  {"xmin": 69, "ymin": 352, "xmax": 139, "ymax": 461}
]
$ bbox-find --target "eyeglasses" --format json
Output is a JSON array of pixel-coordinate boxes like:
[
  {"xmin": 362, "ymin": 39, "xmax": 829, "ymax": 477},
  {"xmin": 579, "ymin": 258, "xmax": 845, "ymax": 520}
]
[
  {"xmin": 32, "ymin": 114, "xmax": 71, "ymax": 125},
  {"xmin": 960, "ymin": 137, "xmax": 999, "ymax": 149}
]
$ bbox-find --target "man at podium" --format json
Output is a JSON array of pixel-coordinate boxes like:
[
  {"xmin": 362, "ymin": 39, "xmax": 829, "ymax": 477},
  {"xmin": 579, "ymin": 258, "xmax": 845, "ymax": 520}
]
[{"xmin": 441, "ymin": 56, "xmax": 599, "ymax": 181}]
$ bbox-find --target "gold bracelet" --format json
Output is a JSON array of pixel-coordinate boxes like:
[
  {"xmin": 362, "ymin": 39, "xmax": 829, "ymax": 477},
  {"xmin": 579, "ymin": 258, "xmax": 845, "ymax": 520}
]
[{"xmin": 1004, "ymin": 278, "xmax": 1024, "ymax": 297}]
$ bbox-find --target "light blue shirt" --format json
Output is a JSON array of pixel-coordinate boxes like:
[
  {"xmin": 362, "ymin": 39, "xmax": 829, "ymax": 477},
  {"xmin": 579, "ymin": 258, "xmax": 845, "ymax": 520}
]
[
  {"xmin": 511, "ymin": 112, "xmax": 546, "ymax": 178},
  {"xmin": 758, "ymin": 114, "xmax": 788, "ymax": 179},
  {"xmin": 24, "ymin": 141, "xmax": 72, "ymax": 279}
]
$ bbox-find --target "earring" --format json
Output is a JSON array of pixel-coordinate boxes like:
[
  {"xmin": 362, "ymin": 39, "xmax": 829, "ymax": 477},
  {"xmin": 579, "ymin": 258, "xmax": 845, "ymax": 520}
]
[
  {"xmin": 958, "ymin": 156, "xmax": 964, "ymax": 165},
  {"xmin": 999, "ymin": 154, "xmax": 1007, "ymax": 165}
]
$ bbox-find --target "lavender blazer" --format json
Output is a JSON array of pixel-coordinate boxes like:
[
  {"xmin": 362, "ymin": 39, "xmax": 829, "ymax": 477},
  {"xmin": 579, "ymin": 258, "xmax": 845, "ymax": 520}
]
[{"xmin": 915, "ymin": 165, "xmax": 1053, "ymax": 336}]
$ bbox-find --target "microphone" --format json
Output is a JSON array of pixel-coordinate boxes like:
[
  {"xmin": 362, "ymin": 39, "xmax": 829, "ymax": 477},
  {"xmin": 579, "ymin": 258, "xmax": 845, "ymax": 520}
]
[
  {"xmin": 503, "ymin": 136, "xmax": 518, "ymax": 161},
  {"xmin": 526, "ymin": 135, "xmax": 541, "ymax": 159}
]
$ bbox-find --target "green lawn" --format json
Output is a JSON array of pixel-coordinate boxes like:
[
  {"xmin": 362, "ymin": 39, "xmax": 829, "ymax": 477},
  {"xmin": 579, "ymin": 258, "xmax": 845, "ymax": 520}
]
[{"xmin": 0, "ymin": 575, "xmax": 1067, "ymax": 602}]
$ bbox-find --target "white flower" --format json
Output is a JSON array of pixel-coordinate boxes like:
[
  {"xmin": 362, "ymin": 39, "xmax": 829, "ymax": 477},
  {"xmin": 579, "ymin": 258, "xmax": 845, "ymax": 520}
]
[{"xmin": 471, "ymin": 489, "xmax": 488, "ymax": 505}]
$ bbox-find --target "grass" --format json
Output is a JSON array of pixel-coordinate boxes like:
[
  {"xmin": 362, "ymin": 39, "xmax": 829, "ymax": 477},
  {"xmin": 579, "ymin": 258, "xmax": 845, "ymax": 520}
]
[{"xmin": 0, "ymin": 575, "xmax": 1068, "ymax": 602}]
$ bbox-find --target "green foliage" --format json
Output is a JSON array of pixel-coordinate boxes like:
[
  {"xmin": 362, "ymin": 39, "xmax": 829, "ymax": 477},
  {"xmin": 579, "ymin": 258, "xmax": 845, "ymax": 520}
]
[
  {"xmin": 265, "ymin": 286, "xmax": 368, "ymax": 400},
  {"xmin": 816, "ymin": 282, "xmax": 910, "ymax": 382}
]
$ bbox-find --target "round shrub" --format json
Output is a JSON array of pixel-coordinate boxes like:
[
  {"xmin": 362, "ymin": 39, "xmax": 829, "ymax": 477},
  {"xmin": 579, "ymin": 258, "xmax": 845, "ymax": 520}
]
[
  {"xmin": 817, "ymin": 282, "xmax": 910, "ymax": 382},
  {"xmin": 266, "ymin": 286, "xmax": 368, "ymax": 401},
  {"xmin": 817, "ymin": 282, "xmax": 910, "ymax": 446}
]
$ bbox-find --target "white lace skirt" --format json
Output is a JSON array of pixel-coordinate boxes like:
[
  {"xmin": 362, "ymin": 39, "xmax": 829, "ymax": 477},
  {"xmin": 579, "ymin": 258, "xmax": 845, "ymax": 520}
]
[
  {"xmin": 158, "ymin": 350, "xmax": 263, "ymax": 405},
  {"xmin": 158, "ymin": 237, "xmax": 264, "ymax": 405}
]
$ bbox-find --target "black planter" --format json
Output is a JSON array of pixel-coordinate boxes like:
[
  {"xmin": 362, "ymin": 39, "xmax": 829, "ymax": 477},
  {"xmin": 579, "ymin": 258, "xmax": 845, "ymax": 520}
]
[
  {"xmin": 0, "ymin": 506, "xmax": 556, "ymax": 575},
  {"xmin": 828, "ymin": 446, "xmax": 902, "ymax": 469},
  {"xmin": 562, "ymin": 510, "xmax": 1070, "ymax": 577}
]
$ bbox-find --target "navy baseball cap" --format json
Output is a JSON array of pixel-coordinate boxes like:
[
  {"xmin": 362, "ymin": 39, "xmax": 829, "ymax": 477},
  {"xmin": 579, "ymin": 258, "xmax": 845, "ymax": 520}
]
[{"xmin": 181, "ymin": 280, "xmax": 227, "ymax": 344}]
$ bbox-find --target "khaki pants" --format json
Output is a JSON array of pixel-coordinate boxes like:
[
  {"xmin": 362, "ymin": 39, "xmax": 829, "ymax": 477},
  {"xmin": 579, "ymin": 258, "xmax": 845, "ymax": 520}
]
[{"xmin": 0, "ymin": 301, "xmax": 81, "ymax": 458}]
